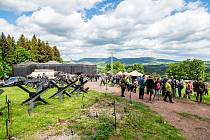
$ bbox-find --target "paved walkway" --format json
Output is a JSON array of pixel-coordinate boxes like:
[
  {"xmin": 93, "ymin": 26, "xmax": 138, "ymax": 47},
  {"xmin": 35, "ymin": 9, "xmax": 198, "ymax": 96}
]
[{"xmin": 86, "ymin": 81, "xmax": 210, "ymax": 140}]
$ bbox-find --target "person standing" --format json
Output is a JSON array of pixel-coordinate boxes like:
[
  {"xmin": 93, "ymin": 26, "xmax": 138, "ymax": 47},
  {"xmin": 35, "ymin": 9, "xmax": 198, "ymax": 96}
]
[
  {"xmin": 126, "ymin": 76, "xmax": 132, "ymax": 92},
  {"xmin": 171, "ymin": 77, "xmax": 177, "ymax": 97},
  {"xmin": 196, "ymin": 79, "xmax": 205, "ymax": 103},
  {"xmin": 154, "ymin": 78, "xmax": 161, "ymax": 100},
  {"xmin": 133, "ymin": 79, "xmax": 138, "ymax": 93},
  {"xmin": 163, "ymin": 79, "xmax": 174, "ymax": 103},
  {"xmin": 161, "ymin": 78, "xmax": 167, "ymax": 97},
  {"xmin": 120, "ymin": 75, "xmax": 127, "ymax": 97},
  {"xmin": 100, "ymin": 75, "xmax": 105, "ymax": 86},
  {"xmin": 177, "ymin": 79, "xmax": 184, "ymax": 98},
  {"xmin": 186, "ymin": 81, "xmax": 193, "ymax": 99},
  {"xmin": 145, "ymin": 76, "xmax": 155, "ymax": 101},
  {"xmin": 138, "ymin": 75, "xmax": 145, "ymax": 99},
  {"xmin": 204, "ymin": 83, "xmax": 209, "ymax": 96}
]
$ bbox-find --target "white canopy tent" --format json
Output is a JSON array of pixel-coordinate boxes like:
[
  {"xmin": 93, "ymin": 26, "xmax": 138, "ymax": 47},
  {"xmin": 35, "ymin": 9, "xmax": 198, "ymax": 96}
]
[
  {"xmin": 123, "ymin": 72, "xmax": 130, "ymax": 76},
  {"xmin": 130, "ymin": 70, "xmax": 143, "ymax": 77},
  {"xmin": 28, "ymin": 69, "xmax": 56, "ymax": 79}
]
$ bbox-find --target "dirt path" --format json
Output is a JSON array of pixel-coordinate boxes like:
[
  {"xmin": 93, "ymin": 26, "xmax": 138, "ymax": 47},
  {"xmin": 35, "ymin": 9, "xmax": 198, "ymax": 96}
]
[{"xmin": 86, "ymin": 81, "xmax": 210, "ymax": 140}]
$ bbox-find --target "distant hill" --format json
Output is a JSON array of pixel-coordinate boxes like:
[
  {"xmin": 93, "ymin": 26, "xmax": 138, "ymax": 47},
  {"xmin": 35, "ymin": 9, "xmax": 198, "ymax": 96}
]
[
  {"xmin": 63, "ymin": 58, "xmax": 210, "ymax": 75},
  {"xmin": 76, "ymin": 57, "xmax": 177, "ymax": 65}
]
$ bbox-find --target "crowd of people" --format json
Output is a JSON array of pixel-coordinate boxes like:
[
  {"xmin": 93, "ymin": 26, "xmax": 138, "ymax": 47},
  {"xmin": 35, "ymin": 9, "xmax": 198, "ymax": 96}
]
[{"xmin": 96, "ymin": 74, "xmax": 209, "ymax": 104}]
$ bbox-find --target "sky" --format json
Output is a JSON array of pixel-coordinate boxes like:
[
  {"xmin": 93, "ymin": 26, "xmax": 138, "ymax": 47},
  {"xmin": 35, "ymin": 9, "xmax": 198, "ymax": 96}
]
[{"xmin": 0, "ymin": 0, "xmax": 210, "ymax": 61}]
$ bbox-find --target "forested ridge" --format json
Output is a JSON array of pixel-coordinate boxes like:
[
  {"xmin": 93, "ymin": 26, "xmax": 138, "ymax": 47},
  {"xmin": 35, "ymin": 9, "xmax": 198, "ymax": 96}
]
[{"xmin": 0, "ymin": 32, "xmax": 62, "ymax": 78}]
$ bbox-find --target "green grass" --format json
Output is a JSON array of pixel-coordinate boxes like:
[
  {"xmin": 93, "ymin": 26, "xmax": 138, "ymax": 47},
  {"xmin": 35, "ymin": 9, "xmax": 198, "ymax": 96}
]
[
  {"xmin": 0, "ymin": 87, "xmax": 185, "ymax": 140},
  {"xmin": 0, "ymin": 87, "xmax": 104, "ymax": 139},
  {"xmin": 178, "ymin": 112, "xmax": 210, "ymax": 124},
  {"xmin": 176, "ymin": 86, "xmax": 210, "ymax": 105},
  {"xmin": 66, "ymin": 95, "xmax": 185, "ymax": 140}
]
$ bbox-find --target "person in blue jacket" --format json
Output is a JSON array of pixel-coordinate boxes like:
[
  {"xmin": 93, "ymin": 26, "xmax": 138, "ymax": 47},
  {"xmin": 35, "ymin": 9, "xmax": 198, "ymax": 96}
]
[{"xmin": 138, "ymin": 75, "xmax": 145, "ymax": 99}]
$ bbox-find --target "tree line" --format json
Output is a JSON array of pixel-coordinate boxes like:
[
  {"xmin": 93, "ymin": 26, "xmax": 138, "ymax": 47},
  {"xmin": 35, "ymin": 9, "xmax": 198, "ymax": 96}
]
[
  {"xmin": 0, "ymin": 32, "xmax": 62, "ymax": 78},
  {"xmin": 102, "ymin": 59, "xmax": 207, "ymax": 81},
  {"xmin": 102, "ymin": 62, "xmax": 144, "ymax": 74},
  {"xmin": 166, "ymin": 59, "xmax": 206, "ymax": 80}
]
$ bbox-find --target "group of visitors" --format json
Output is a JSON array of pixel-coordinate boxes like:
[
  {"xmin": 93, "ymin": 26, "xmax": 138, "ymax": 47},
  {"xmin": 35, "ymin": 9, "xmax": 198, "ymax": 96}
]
[
  {"xmin": 98, "ymin": 74, "xmax": 209, "ymax": 104},
  {"xmin": 136, "ymin": 75, "xmax": 174, "ymax": 103}
]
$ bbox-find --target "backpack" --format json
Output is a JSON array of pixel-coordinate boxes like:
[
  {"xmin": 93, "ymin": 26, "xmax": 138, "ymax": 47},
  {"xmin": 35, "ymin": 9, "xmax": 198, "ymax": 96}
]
[
  {"xmin": 156, "ymin": 82, "xmax": 160, "ymax": 90},
  {"xmin": 198, "ymin": 82, "xmax": 204, "ymax": 92},
  {"xmin": 120, "ymin": 78, "xmax": 127, "ymax": 87}
]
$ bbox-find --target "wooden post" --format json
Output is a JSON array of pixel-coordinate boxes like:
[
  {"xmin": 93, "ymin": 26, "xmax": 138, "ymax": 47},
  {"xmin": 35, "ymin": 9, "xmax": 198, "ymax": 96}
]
[
  {"xmin": 113, "ymin": 100, "xmax": 117, "ymax": 130},
  {"xmin": 82, "ymin": 92, "xmax": 84, "ymax": 109},
  {"xmin": 6, "ymin": 99, "xmax": 12, "ymax": 139},
  {"xmin": 129, "ymin": 91, "xmax": 132, "ymax": 104},
  {"xmin": 105, "ymin": 79, "xmax": 108, "ymax": 97}
]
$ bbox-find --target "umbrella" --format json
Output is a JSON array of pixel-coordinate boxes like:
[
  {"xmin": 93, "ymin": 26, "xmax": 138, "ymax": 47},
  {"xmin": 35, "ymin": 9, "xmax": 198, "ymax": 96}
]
[{"xmin": 130, "ymin": 71, "xmax": 143, "ymax": 77}]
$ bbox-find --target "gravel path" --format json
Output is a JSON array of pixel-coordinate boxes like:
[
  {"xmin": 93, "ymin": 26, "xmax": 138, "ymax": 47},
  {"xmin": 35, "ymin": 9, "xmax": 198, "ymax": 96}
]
[{"xmin": 86, "ymin": 81, "xmax": 210, "ymax": 140}]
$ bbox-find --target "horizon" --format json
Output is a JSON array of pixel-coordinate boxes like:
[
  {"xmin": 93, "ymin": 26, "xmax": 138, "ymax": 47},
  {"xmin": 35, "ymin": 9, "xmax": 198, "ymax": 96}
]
[
  {"xmin": 0, "ymin": 0, "xmax": 210, "ymax": 61},
  {"xmin": 68, "ymin": 56, "xmax": 210, "ymax": 62}
]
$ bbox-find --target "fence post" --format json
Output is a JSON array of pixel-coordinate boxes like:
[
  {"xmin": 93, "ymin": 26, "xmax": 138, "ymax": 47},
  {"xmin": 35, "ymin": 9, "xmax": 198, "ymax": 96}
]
[
  {"xmin": 5, "ymin": 95, "xmax": 7, "ymax": 104},
  {"xmin": 5, "ymin": 99, "xmax": 12, "ymax": 140},
  {"xmin": 113, "ymin": 100, "xmax": 117, "ymax": 130},
  {"xmin": 105, "ymin": 79, "xmax": 108, "ymax": 97},
  {"xmin": 82, "ymin": 92, "xmax": 85, "ymax": 109},
  {"xmin": 129, "ymin": 91, "xmax": 132, "ymax": 104}
]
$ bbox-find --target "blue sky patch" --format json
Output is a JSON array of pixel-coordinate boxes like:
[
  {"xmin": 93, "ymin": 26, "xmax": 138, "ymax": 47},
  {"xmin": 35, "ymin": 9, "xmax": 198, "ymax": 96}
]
[
  {"xmin": 82, "ymin": 0, "xmax": 123, "ymax": 22},
  {"xmin": 0, "ymin": 10, "xmax": 33, "ymax": 24},
  {"xmin": 0, "ymin": 0, "xmax": 210, "ymax": 24},
  {"xmin": 0, "ymin": 10, "xmax": 17, "ymax": 24}
]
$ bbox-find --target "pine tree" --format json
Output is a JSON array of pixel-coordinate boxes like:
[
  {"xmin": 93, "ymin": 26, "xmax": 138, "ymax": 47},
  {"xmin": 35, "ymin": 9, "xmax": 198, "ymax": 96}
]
[
  {"xmin": 52, "ymin": 46, "xmax": 62, "ymax": 62},
  {"xmin": 6, "ymin": 34, "xmax": 16, "ymax": 64},
  {"xmin": 0, "ymin": 33, "xmax": 63, "ymax": 78},
  {"xmin": 0, "ymin": 32, "xmax": 13, "ymax": 77},
  {"xmin": 30, "ymin": 34, "xmax": 38, "ymax": 62},
  {"xmin": 17, "ymin": 34, "xmax": 27, "ymax": 49}
]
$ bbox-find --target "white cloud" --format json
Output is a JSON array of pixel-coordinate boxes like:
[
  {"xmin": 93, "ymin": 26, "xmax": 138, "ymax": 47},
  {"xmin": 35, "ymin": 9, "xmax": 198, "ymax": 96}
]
[
  {"xmin": 0, "ymin": 0, "xmax": 210, "ymax": 60},
  {"xmin": 0, "ymin": 0, "xmax": 38, "ymax": 13}
]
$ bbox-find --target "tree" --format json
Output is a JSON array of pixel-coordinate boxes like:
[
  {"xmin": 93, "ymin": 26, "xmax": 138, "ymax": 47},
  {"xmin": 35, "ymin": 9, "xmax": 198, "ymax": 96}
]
[
  {"xmin": 166, "ymin": 59, "xmax": 205, "ymax": 80},
  {"xmin": 0, "ymin": 32, "xmax": 63, "ymax": 78},
  {"xmin": 104, "ymin": 61, "xmax": 125, "ymax": 74},
  {"xmin": 126, "ymin": 64, "xmax": 144, "ymax": 73},
  {"xmin": 0, "ymin": 32, "xmax": 13, "ymax": 78},
  {"xmin": 52, "ymin": 46, "xmax": 62, "ymax": 62},
  {"xmin": 17, "ymin": 34, "xmax": 28, "ymax": 49},
  {"xmin": 14, "ymin": 47, "xmax": 31, "ymax": 64},
  {"xmin": 30, "ymin": 34, "xmax": 38, "ymax": 62}
]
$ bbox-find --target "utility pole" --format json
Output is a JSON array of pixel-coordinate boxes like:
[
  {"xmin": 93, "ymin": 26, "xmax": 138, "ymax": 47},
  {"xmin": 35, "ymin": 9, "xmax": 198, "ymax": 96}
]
[{"xmin": 111, "ymin": 50, "xmax": 113, "ymax": 76}]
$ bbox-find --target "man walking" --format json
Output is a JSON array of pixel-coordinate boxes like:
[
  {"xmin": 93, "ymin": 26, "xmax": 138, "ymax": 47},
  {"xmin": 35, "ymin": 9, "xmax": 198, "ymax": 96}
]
[
  {"xmin": 145, "ymin": 76, "xmax": 155, "ymax": 101},
  {"xmin": 138, "ymin": 75, "xmax": 145, "ymax": 99}
]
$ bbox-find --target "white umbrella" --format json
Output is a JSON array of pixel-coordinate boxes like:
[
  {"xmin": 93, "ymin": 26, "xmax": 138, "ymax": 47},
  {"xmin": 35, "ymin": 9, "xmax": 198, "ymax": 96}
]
[{"xmin": 130, "ymin": 70, "xmax": 143, "ymax": 77}]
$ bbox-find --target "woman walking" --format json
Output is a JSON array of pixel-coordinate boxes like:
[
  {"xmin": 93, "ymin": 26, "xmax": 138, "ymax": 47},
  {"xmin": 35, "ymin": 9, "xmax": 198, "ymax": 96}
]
[{"xmin": 154, "ymin": 78, "xmax": 161, "ymax": 100}]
